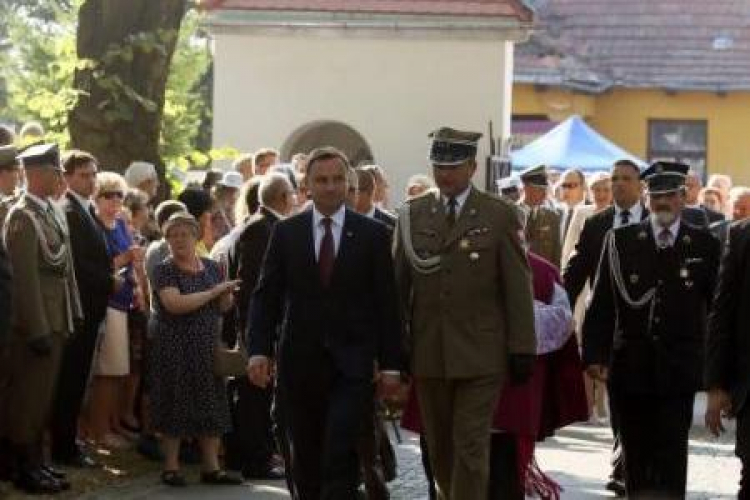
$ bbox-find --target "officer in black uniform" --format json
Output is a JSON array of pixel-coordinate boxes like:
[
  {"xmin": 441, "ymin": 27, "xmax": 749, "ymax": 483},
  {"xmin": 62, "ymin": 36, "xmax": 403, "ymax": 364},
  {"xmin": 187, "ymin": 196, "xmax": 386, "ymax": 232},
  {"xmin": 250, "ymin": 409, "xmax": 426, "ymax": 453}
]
[{"xmin": 582, "ymin": 161, "xmax": 719, "ymax": 499}]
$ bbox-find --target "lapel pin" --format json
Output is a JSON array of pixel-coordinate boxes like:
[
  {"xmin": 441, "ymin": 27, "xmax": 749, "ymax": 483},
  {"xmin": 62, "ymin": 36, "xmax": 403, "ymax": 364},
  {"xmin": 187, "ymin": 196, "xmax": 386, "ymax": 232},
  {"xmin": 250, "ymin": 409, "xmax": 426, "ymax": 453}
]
[
  {"xmin": 629, "ymin": 274, "xmax": 639, "ymax": 284},
  {"xmin": 638, "ymin": 230, "xmax": 647, "ymax": 240}
]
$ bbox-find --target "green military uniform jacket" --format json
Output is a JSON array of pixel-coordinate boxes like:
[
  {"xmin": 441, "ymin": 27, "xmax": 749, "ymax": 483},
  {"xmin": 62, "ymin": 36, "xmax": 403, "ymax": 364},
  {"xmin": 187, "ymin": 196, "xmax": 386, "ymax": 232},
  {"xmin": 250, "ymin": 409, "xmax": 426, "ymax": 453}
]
[
  {"xmin": 394, "ymin": 187, "xmax": 536, "ymax": 379},
  {"xmin": 0, "ymin": 193, "xmax": 81, "ymax": 443},
  {"xmin": 521, "ymin": 203, "xmax": 562, "ymax": 268}
]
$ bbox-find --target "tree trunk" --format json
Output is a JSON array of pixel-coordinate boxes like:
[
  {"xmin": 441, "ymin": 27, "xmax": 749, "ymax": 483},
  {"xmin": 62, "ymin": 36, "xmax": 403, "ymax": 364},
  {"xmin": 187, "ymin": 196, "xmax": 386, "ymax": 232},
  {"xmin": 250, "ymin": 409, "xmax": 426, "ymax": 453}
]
[{"xmin": 68, "ymin": 0, "xmax": 187, "ymax": 175}]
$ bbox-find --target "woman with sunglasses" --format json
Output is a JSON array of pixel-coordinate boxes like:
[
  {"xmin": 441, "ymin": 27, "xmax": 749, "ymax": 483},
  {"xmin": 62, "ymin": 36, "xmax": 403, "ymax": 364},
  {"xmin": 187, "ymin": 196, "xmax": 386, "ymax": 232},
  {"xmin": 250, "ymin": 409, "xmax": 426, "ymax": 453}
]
[{"xmin": 85, "ymin": 172, "xmax": 144, "ymax": 450}]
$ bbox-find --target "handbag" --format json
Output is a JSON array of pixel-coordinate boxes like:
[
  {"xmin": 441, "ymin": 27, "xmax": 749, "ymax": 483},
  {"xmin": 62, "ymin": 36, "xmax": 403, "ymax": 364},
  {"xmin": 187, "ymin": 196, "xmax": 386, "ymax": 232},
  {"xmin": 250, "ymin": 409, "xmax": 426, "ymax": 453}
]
[{"xmin": 213, "ymin": 330, "xmax": 249, "ymax": 378}]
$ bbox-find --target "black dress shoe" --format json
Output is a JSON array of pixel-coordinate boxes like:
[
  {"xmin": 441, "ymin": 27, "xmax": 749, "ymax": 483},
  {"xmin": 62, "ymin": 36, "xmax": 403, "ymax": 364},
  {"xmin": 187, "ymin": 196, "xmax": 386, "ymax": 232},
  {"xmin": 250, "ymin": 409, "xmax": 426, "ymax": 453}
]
[
  {"xmin": 242, "ymin": 464, "xmax": 285, "ymax": 480},
  {"xmin": 14, "ymin": 467, "xmax": 62, "ymax": 494},
  {"xmin": 41, "ymin": 464, "xmax": 66, "ymax": 480},
  {"xmin": 40, "ymin": 466, "xmax": 71, "ymax": 491},
  {"xmin": 605, "ymin": 478, "xmax": 626, "ymax": 497}
]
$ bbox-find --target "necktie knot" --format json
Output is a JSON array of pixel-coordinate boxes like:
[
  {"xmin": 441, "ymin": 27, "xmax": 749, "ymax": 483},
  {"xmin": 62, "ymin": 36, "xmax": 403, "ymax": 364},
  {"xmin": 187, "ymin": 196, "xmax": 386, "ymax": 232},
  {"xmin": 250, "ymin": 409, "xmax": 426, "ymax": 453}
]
[
  {"xmin": 620, "ymin": 209, "xmax": 631, "ymax": 225},
  {"xmin": 322, "ymin": 217, "xmax": 332, "ymax": 229}
]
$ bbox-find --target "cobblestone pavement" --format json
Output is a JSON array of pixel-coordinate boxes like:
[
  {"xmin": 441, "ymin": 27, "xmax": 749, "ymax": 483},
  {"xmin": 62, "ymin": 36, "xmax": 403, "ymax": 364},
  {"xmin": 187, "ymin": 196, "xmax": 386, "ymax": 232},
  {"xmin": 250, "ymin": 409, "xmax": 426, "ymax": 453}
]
[{"xmin": 79, "ymin": 394, "xmax": 741, "ymax": 499}]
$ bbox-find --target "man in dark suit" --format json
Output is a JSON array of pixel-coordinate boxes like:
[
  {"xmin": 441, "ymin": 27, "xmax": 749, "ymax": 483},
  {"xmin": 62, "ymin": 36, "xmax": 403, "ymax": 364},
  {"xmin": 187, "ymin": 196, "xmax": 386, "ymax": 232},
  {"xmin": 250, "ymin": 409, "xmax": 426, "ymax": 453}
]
[
  {"xmin": 247, "ymin": 147, "xmax": 403, "ymax": 499},
  {"xmin": 563, "ymin": 158, "xmax": 645, "ymax": 496},
  {"xmin": 583, "ymin": 162, "xmax": 719, "ymax": 499},
  {"xmin": 353, "ymin": 166, "xmax": 396, "ymax": 233},
  {"xmin": 49, "ymin": 150, "xmax": 116, "ymax": 468},
  {"xmin": 705, "ymin": 218, "xmax": 750, "ymax": 498},
  {"xmin": 225, "ymin": 172, "xmax": 294, "ymax": 480}
]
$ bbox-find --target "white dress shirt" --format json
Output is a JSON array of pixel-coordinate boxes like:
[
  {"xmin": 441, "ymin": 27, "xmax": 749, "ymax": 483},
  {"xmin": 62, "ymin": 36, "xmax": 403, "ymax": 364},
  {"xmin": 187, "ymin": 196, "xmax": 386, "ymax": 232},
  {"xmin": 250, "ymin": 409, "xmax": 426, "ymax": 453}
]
[
  {"xmin": 313, "ymin": 203, "xmax": 346, "ymax": 260},
  {"xmin": 650, "ymin": 216, "xmax": 681, "ymax": 248},
  {"xmin": 613, "ymin": 202, "xmax": 644, "ymax": 229},
  {"xmin": 441, "ymin": 185, "xmax": 472, "ymax": 216}
]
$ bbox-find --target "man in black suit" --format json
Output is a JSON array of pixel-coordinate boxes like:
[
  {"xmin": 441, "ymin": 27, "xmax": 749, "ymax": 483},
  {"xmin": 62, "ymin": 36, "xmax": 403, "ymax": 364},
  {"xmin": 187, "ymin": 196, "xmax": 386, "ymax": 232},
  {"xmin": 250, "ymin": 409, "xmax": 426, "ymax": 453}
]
[
  {"xmin": 705, "ymin": 218, "xmax": 750, "ymax": 498},
  {"xmin": 247, "ymin": 147, "xmax": 403, "ymax": 499},
  {"xmin": 583, "ymin": 162, "xmax": 719, "ymax": 498},
  {"xmin": 225, "ymin": 172, "xmax": 294, "ymax": 480},
  {"xmin": 49, "ymin": 151, "xmax": 116, "ymax": 467},
  {"xmin": 353, "ymin": 166, "xmax": 396, "ymax": 233},
  {"xmin": 563, "ymin": 158, "xmax": 645, "ymax": 496}
]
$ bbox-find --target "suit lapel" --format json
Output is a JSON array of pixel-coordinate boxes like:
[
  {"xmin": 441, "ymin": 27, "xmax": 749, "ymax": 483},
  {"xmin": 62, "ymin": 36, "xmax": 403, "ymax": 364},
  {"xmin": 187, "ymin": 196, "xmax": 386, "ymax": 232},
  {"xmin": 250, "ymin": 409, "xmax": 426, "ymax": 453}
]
[
  {"xmin": 298, "ymin": 210, "xmax": 319, "ymax": 287},
  {"xmin": 331, "ymin": 209, "xmax": 356, "ymax": 287}
]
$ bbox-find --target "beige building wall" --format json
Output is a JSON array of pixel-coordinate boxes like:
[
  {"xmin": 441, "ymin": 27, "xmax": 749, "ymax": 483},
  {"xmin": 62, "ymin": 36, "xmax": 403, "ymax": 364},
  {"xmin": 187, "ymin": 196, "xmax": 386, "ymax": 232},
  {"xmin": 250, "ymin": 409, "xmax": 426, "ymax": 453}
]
[{"xmin": 212, "ymin": 28, "xmax": 516, "ymax": 205}]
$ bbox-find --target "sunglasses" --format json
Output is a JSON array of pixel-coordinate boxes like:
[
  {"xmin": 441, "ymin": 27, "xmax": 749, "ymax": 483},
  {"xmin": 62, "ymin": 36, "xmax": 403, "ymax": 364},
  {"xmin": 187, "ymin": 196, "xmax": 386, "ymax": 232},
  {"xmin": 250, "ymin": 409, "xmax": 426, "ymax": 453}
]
[
  {"xmin": 561, "ymin": 183, "xmax": 580, "ymax": 189},
  {"xmin": 100, "ymin": 191, "xmax": 124, "ymax": 200}
]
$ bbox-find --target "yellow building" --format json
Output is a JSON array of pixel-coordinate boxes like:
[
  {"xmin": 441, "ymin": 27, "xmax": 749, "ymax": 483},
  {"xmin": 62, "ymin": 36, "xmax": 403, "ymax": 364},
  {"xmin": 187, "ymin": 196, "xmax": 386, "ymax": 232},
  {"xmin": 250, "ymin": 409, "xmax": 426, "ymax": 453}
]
[
  {"xmin": 514, "ymin": 0, "xmax": 750, "ymax": 186},
  {"xmin": 513, "ymin": 85, "xmax": 750, "ymax": 185}
]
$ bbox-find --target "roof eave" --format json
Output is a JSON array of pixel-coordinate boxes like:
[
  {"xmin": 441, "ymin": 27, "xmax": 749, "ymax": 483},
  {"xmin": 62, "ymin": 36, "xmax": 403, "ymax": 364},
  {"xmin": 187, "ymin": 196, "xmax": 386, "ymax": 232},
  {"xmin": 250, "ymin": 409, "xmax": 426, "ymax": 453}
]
[{"xmin": 205, "ymin": 10, "xmax": 532, "ymax": 40}]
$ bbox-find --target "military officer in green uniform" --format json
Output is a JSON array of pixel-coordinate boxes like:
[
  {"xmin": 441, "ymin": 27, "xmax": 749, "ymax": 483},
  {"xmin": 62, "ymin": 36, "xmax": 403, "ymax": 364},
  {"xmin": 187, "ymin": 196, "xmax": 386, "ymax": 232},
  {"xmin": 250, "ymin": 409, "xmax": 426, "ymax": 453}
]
[
  {"xmin": 518, "ymin": 165, "xmax": 563, "ymax": 268},
  {"xmin": 0, "ymin": 143, "xmax": 82, "ymax": 494},
  {"xmin": 394, "ymin": 128, "xmax": 537, "ymax": 500}
]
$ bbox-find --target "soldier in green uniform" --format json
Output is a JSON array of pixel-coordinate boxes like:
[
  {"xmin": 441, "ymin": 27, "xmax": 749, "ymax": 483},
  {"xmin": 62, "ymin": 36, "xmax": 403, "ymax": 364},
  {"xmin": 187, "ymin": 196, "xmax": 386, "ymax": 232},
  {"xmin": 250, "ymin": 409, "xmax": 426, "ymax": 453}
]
[
  {"xmin": 0, "ymin": 144, "xmax": 82, "ymax": 494},
  {"xmin": 394, "ymin": 128, "xmax": 537, "ymax": 500},
  {"xmin": 518, "ymin": 165, "xmax": 563, "ymax": 268}
]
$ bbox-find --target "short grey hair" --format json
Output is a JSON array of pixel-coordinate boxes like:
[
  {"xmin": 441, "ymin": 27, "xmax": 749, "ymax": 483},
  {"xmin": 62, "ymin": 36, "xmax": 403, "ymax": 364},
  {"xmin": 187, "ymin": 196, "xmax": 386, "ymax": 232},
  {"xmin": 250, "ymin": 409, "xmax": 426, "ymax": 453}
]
[
  {"xmin": 730, "ymin": 186, "xmax": 750, "ymax": 203},
  {"xmin": 259, "ymin": 172, "xmax": 292, "ymax": 208}
]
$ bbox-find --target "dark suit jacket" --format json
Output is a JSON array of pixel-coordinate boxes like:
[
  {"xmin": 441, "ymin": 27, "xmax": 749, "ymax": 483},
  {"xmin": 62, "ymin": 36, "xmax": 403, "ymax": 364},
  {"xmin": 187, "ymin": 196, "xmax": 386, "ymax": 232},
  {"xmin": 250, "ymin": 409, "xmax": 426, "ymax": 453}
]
[
  {"xmin": 249, "ymin": 208, "xmax": 403, "ymax": 379},
  {"xmin": 706, "ymin": 219, "xmax": 750, "ymax": 413},
  {"xmin": 64, "ymin": 192, "xmax": 112, "ymax": 321},
  {"xmin": 372, "ymin": 208, "xmax": 396, "ymax": 233},
  {"xmin": 232, "ymin": 206, "xmax": 279, "ymax": 335},
  {"xmin": 703, "ymin": 205, "xmax": 725, "ymax": 224},
  {"xmin": 682, "ymin": 206, "xmax": 710, "ymax": 228},
  {"xmin": 563, "ymin": 204, "xmax": 648, "ymax": 305},
  {"xmin": 0, "ymin": 243, "xmax": 11, "ymax": 341},
  {"xmin": 583, "ymin": 220, "xmax": 719, "ymax": 394}
]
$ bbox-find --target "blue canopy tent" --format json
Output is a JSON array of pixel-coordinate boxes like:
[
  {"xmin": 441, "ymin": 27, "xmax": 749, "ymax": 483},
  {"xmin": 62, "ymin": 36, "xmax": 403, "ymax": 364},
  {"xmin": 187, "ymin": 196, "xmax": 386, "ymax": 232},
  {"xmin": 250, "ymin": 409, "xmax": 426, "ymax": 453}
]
[{"xmin": 511, "ymin": 115, "xmax": 645, "ymax": 172}]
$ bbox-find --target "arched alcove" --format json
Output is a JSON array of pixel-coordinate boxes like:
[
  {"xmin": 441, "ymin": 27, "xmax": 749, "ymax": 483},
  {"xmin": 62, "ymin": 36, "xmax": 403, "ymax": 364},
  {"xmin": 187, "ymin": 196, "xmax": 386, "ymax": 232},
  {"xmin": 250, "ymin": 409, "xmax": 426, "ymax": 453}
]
[{"xmin": 281, "ymin": 120, "xmax": 374, "ymax": 166}]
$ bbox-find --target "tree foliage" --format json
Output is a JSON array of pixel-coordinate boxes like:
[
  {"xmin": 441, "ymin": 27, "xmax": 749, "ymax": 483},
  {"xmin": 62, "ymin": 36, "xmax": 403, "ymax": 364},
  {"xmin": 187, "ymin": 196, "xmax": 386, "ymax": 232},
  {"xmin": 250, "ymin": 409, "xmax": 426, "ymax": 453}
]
[{"xmin": 0, "ymin": 0, "xmax": 231, "ymax": 188}]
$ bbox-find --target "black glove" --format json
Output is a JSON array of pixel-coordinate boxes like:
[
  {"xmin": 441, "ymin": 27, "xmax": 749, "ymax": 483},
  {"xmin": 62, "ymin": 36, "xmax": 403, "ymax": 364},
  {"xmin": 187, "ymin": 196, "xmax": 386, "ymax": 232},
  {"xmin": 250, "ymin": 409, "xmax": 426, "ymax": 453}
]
[
  {"xmin": 508, "ymin": 354, "xmax": 535, "ymax": 386},
  {"xmin": 28, "ymin": 336, "xmax": 53, "ymax": 356}
]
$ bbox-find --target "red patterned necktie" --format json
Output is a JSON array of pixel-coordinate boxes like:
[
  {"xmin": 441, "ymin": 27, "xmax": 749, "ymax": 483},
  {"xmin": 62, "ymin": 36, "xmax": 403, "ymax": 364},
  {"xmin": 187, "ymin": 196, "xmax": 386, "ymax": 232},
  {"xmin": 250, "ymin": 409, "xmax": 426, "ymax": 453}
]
[{"xmin": 319, "ymin": 217, "xmax": 335, "ymax": 287}]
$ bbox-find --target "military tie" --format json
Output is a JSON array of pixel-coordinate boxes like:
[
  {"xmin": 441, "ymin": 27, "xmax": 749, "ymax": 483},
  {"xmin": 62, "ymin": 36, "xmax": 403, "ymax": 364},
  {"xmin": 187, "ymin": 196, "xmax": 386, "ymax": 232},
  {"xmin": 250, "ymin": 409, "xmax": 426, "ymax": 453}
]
[
  {"xmin": 658, "ymin": 228, "xmax": 673, "ymax": 249},
  {"xmin": 46, "ymin": 203, "xmax": 64, "ymax": 236},
  {"xmin": 620, "ymin": 209, "xmax": 631, "ymax": 226},
  {"xmin": 446, "ymin": 197, "xmax": 458, "ymax": 227},
  {"xmin": 318, "ymin": 217, "xmax": 335, "ymax": 287}
]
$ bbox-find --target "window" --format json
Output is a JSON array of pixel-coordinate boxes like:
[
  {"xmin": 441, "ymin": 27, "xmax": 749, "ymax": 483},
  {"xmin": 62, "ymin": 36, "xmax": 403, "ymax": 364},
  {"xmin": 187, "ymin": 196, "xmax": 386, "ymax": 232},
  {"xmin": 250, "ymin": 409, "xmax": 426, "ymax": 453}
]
[{"xmin": 648, "ymin": 120, "xmax": 708, "ymax": 178}]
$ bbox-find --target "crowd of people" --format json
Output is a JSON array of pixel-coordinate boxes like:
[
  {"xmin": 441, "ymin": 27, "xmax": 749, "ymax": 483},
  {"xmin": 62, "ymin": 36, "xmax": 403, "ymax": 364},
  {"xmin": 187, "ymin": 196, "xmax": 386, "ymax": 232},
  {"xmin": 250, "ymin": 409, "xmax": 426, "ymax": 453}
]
[{"xmin": 0, "ymin": 118, "xmax": 749, "ymax": 500}]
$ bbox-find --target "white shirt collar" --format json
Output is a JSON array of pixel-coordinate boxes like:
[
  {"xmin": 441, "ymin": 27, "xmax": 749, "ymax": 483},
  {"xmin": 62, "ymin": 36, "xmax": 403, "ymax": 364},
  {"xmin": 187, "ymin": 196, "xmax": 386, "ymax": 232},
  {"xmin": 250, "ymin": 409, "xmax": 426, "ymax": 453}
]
[
  {"xmin": 614, "ymin": 202, "xmax": 643, "ymax": 221},
  {"xmin": 650, "ymin": 216, "xmax": 681, "ymax": 241},
  {"xmin": 313, "ymin": 203, "xmax": 346, "ymax": 228},
  {"xmin": 442, "ymin": 185, "xmax": 472, "ymax": 213},
  {"xmin": 68, "ymin": 189, "xmax": 92, "ymax": 211},
  {"xmin": 263, "ymin": 205, "xmax": 286, "ymax": 221},
  {"xmin": 365, "ymin": 206, "xmax": 377, "ymax": 219}
]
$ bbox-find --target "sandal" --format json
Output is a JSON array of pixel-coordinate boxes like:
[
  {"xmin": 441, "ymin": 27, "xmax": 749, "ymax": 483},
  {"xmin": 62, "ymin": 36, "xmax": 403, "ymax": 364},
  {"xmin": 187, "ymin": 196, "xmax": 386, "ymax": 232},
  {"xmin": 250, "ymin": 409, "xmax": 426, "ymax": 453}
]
[
  {"xmin": 161, "ymin": 470, "xmax": 187, "ymax": 487},
  {"xmin": 200, "ymin": 469, "xmax": 242, "ymax": 485}
]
